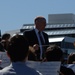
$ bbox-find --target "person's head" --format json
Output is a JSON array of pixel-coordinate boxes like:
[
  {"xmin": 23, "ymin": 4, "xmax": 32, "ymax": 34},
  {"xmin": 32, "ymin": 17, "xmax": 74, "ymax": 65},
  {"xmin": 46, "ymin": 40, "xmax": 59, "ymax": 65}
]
[
  {"xmin": 1, "ymin": 33, "xmax": 11, "ymax": 50},
  {"xmin": 7, "ymin": 34, "xmax": 29, "ymax": 62},
  {"xmin": 67, "ymin": 52, "xmax": 75, "ymax": 64},
  {"xmin": 2, "ymin": 33, "xmax": 10, "ymax": 41},
  {"xmin": 34, "ymin": 16, "xmax": 46, "ymax": 31},
  {"xmin": 45, "ymin": 44, "xmax": 63, "ymax": 61}
]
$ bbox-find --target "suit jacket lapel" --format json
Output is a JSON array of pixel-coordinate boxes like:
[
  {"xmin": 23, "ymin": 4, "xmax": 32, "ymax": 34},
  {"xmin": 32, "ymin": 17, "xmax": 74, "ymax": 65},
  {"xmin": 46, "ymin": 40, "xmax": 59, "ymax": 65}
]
[{"xmin": 32, "ymin": 29, "xmax": 39, "ymax": 44}]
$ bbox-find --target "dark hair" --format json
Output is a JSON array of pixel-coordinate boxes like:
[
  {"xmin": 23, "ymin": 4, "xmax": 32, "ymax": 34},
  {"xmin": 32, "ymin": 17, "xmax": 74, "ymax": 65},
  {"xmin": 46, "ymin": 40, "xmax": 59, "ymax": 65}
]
[
  {"xmin": 45, "ymin": 44, "xmax": 63, "ymax": 61},
  {"xmin": 67, "ymin": 52, "xmax": 75, "ymax": 64},
  {"xmin": 7, "ymin": 35, "xmax": 29, "ymax": 62},
  {"xmin": 34, "ymin": 16, "xmax": 46, "ymax": 23},
  {"xmin": 2, "ymin": 33, "xmax": 10, "ymax": 40}
]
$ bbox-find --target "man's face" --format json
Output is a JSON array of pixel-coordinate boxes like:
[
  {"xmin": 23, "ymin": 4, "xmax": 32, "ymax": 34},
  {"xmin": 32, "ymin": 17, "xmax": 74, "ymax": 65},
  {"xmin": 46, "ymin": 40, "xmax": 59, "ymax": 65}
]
[{"xmin": 35, "ymin": 18, "xmax": 46, "ymax": 31}]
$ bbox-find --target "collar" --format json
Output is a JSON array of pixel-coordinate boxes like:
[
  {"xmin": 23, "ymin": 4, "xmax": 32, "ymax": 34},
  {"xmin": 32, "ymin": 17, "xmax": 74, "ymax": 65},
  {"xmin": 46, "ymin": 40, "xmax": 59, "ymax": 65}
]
[
  {"xmin": 35, "ymin": 28, "xmax": 43, "ymax": 34},
  {"xmin": 12, "ymin": 62, "xmax": 25, "ymax": 65}
]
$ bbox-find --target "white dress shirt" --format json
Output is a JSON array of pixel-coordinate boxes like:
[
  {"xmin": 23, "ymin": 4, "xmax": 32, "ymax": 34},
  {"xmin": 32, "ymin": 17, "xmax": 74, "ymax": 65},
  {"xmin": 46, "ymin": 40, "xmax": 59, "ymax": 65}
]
[{"xmin": 35, "ymin": 28, "xmax": 45, "ymax": 59}]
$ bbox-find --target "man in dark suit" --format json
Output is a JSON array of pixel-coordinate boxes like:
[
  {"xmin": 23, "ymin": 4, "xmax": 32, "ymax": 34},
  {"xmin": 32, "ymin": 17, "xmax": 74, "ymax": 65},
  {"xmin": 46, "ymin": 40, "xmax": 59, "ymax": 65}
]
[{"xmin": 23, "ymin": 16, "xmax": 49, "ymax": 61}]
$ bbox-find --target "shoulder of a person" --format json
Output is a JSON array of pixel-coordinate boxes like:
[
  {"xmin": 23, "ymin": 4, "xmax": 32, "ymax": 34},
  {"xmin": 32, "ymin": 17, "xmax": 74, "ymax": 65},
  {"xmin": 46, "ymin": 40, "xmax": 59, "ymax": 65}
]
[
  {"xmin": 27, "ymin": 67, "xmax": 41, "ymax": 75},
  {"xmin": 60, "ymin": 65, "xmax": 75, "ymax": 75},
  {"xmin": 24, "ymin": 29, "xmax": 34, "ymax": 33},
  {"xmin": 42, "ymin": 32, "xmax": 48, "ymax": 36},
  {"xmin": 67, "ymin": 64, "xmax": 75, "ymax": 68},
  {"xmin": 0, "ymin": 66, "xmax": 9, "ymax": 73}
]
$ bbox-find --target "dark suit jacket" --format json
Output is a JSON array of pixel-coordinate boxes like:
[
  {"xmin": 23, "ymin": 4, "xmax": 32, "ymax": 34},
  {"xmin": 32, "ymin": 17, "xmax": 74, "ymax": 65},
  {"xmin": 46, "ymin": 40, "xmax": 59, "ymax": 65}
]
[{"xmin": 23, "ymin": 29, "xmax": 49, "ymax": 61}]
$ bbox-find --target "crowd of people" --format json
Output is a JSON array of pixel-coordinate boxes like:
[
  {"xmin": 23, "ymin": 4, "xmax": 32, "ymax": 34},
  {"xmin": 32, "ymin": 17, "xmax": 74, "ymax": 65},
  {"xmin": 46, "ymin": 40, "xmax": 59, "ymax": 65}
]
[{"xmin": 0, "ymin": 16, "xmax": 75, "ymax": 75}]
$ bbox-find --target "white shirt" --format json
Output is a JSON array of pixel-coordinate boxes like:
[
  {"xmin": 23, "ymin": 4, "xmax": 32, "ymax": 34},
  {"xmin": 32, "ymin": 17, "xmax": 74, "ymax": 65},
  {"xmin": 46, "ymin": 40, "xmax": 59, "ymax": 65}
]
[
  {"xmin": 34, "ymin": 28, "xmax": 45, "ymax": 59},
  {"xmin": 67, "ymin": 64, "xmax": 75, "ymax": 73}
]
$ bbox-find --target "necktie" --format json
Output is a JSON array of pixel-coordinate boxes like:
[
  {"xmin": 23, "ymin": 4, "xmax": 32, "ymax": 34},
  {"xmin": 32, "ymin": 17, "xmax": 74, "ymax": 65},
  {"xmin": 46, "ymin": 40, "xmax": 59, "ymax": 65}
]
[
  {"xmin": 38, "ymin": 31, "xmax": 44, "ymax": 45},
  {"xmin": 38, "ymin": 31, "xmax": 45, "ymax": 59}
]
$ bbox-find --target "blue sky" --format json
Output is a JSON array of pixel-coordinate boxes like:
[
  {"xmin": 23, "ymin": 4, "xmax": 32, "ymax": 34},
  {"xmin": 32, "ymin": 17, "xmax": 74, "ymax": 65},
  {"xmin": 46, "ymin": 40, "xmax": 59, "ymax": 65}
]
[{"xmin": 0, "ymin": 0, "xmax": 75, "ymax": 34}]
